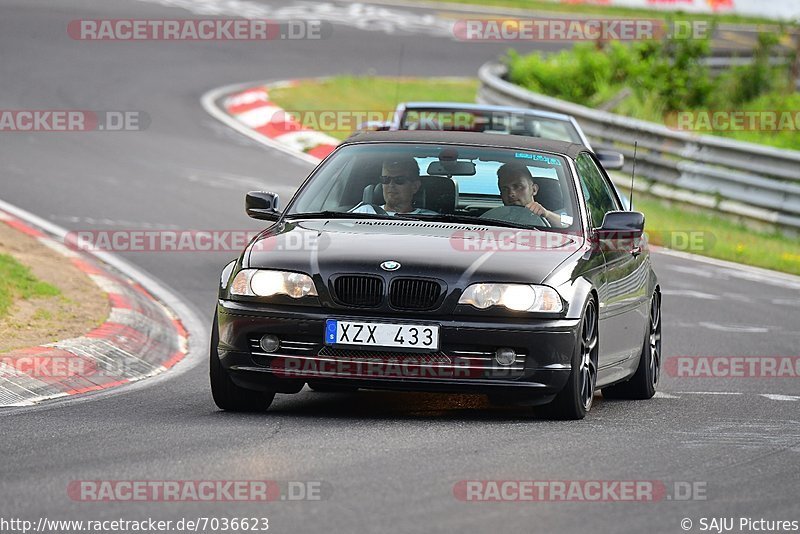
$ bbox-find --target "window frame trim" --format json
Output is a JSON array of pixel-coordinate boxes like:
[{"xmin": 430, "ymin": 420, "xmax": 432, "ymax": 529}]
[{"xmin": 575, "ymin": 151, "xmax": 623, "ymax": 230}]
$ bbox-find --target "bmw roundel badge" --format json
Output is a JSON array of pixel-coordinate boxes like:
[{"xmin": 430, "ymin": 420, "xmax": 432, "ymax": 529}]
[{"xmin": 380, "ymin": 260, "xmax": 401, "ymax": 271}]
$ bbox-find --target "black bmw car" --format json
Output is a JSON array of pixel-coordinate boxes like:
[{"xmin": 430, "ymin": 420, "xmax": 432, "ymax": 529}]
[{"xmin": 212, "ymin": 131, "xmax": 661, "ymax": 419}]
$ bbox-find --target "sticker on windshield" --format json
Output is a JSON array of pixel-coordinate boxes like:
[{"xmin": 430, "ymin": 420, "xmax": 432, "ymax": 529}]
[{"xmin": 515, "ymin": 152, "xmax": 562, "ymax": 166}]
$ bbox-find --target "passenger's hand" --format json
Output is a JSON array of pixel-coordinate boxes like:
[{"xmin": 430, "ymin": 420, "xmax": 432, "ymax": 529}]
[{"xmin": 525, "ymin": 200, "xmax": 548, "ymax": 218}]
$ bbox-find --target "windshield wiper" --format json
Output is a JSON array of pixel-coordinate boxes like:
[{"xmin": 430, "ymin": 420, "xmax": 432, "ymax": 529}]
[
  {"xmin": 413, "ymin": 213, "xmax": 540, "ymax": 230},
  {"xmin": 284, "ymin": 211, "xmax": 424, "ymax": 221}
]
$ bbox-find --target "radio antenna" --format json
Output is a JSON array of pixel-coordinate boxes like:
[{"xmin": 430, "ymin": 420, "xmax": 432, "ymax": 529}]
[
  {"xmin": 393, "ymin": 43, "xmax": 405, "ymax": 108},
  {"xmin": 629, "ymin": 141, "xmax": 638, "ymax": 210}
]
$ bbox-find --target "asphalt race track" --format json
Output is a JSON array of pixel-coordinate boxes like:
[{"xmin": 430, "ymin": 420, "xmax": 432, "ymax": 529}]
[{"xmin": 1, "ymin": 1, "xmax": 798, "ymax": 533}]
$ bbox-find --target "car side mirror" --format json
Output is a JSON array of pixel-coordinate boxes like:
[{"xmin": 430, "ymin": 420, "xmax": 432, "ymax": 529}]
[
  {"xmin": 596, "ymin": 211, "xmax": 644, "ymax": 239},
  {"xmin": 596, "ymin": 150, "xmax": 625, "ymax": 171},
  {"xmin": 246, "ymin": 191, "xmax": 281, "ymax": 221}
]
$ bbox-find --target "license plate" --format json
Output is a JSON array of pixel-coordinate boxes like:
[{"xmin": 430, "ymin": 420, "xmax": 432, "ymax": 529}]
[{"xmin": 325, "ymin": 319, "xmax": 439, "ymax": 350}]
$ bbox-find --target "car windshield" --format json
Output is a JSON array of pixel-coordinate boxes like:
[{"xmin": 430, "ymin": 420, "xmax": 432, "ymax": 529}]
[
  {"xmin": 399, "ymin": 107, "xmax": 582, "ymax": 144},
  {"xmin": 286, "ymin": 142, "xmax": 581, "ymax": 233}
]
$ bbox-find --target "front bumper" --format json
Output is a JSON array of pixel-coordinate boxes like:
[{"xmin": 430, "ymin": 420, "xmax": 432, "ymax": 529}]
[{"xmin": 216, "ymin": 300, "xmax": 580, "ymax": 399}]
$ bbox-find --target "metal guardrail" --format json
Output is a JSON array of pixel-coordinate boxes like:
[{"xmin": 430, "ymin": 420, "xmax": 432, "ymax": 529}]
[{"xmin": 478, "ymin": 62, "xmax": 800, "ymax": 231}]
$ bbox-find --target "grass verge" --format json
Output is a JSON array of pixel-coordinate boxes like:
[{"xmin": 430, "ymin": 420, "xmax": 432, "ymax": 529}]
[
  {"xmin": 0, "ymin": 253, "xmax": 60, "ymax": 318},
  {"xmin": 268, "ymin": 75, "xmax": 799, "ymax": 275},
  {"xmin": 268, "ymin": 76, "xmax": 479, "ymax": 140},
  {"xmin": 0, "ymin": 222, "xmax": 110, "ymax": 353},
  {"xmin": 633, "ymin": 195, "xmax": 800, "ymax": 276},
  {"xmin": 415, "ymin": 0, "xmax": 780, "ymax": 25}
]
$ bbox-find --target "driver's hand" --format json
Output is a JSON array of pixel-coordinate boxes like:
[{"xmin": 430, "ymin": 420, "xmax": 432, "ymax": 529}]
[{"xmin": 525, "ymin": 200, "xmax": 548, "ymax": 217}]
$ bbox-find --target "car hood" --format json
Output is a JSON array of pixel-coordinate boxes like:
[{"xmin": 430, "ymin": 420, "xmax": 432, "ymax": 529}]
[{"xmin": 246, "ymin": 219, "xmax": 583, "ymax": 286}]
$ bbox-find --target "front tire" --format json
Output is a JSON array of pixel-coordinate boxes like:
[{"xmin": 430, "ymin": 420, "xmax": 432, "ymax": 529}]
[
  {"xmin": 602, "ymin": 290, "xmax": 661, "ymax": 400},
  {"xmin": 210, "ymin": 311, "xmax": 275, "ymax": 411},
  {"xmin": 540, "ymin": 297, "xmax": 598, "ymax": 420}
]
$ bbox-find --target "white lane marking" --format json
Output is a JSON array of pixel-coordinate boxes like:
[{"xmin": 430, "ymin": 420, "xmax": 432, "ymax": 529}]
[
  {"xmin": 185, "ymin": 170, "xmax": 267, "ymax": 191},
  {"xmin": 721, "ymin": 267, "xmax": 800, "ymax": 291},
  {"xmin": 698, "ymin": 322, "xmax": 769, "ymax": 333},
  {"xmin": 655, "ymin": 392, "xmax": 800, "ymax": 402},
  {"xmin": 135, "ymin": 0, "xmax": 455, "ymax": 37},
  {"xmin": 721, "ymin": 292, "xmax": 753, "ymax": 303},
  {"xmin": 675, "ymin": 421, "xmax": 800, "ymax": 450},
  {"xmin": 661, "ymin": 289, "xmax": 720, "ymax": 300},
  {"xmin": 49, "ymin": 215, "xmax": 181, "ymax": 229},
  {"xmin": 772, "ymin": 298, "xmax": 800, "ymax": 307},
  {"xmin": 664, "ymin": 264, "xmax": 715, "ymax": 278},
  {"xmin": 654, "ymin": 248, "xmax": 800, "ymax": 288},
  {"xmin": 761, "ymin": 394, "xmax": 800, "ymax": 401},
  {"xmin": 673, "ymin": 391, "xmax": 744, "ymax": 395}
]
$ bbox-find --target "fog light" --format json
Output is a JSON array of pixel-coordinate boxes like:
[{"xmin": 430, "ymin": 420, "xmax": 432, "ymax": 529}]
[
  {"xmin": 259, "ymin": 334, "xmax": 280, "ymax": 353},
  {"xmin": 495, "ymin": 348, "xmax": 516, "ymax": 366}
]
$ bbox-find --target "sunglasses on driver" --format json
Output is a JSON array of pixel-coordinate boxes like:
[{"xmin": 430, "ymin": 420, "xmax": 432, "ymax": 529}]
[{"xmin": 380, "ymin": 175, "xmax": 414, "ymax": 185}]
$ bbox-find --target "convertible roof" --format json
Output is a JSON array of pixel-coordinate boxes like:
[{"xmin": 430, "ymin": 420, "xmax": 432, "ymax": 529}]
[{"xmin": 341, "ymin": 130, "xmax": 589, "ymax": 159}]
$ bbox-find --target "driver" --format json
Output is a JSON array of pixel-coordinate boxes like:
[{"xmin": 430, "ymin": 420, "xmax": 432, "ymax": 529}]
[
  {"xmin": 481, "ymin": 162, "xmax": 566, "ymax": 227},
  {"xmin": 351, "ymin": 157, "xmax": 437, "ymax": 215}
]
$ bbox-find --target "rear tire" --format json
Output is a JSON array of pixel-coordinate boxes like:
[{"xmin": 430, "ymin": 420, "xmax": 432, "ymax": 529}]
[
  {"xmin": 602, "ymin": 290, "xmax": 661, "ymax": 400},
  {"xmin": 540, "ymin": 298, "xmax": 598, "ymax": 420},
  {"xmin": 210, "ymin": 311, "xmax": 275, "ymax": 411}
]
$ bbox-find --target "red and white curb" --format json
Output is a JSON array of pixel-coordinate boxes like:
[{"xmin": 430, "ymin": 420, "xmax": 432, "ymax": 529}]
[
  {"xmin": 0, "ymin": 209, "xmax": 189, "ymax": 407},
  {"xmin": 217, "ymin": 81, "xmax": 339, "ymax": 162}
]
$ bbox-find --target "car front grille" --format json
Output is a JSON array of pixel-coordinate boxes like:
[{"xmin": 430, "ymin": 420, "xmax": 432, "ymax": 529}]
[
  {"xmin": 389, "ymin": 278, "xmax": 442, "ymax": 310},
  {"xmin": 331, "ymin": 275, "xmax": 384, "ymax": 307}
]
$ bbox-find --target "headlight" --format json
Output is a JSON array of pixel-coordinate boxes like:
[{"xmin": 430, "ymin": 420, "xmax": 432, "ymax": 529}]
[
  {"xmin": 458, "ymin": 284, "xmax": 563, "ymax": 313},
  {"xmin": 230, "ymin": 269, "xmax": 318, "ymax": 298}
]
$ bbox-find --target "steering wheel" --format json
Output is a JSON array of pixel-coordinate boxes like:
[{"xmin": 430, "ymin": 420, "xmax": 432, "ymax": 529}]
[{"xmin": 482, "ymin": 205, "xmax": 548, "ymax": 227}]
